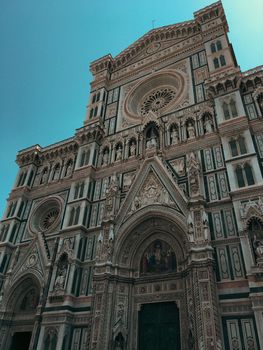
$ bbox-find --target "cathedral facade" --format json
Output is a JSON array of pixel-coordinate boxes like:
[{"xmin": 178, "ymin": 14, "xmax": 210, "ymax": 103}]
[{"xmin": 1, "ymin": 1, "xmax": 263, "ymax": 349}]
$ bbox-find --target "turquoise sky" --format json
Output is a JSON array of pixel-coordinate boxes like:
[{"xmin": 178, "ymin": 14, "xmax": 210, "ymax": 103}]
[{"xmin": 0, "ymin": 0, "xmax": 262, "ymax": 217}]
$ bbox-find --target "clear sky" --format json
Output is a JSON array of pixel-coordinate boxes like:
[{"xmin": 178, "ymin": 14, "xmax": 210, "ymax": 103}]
[{"xmin": 0, "ymin": 0, "xmax": 262, "ymax": 217}]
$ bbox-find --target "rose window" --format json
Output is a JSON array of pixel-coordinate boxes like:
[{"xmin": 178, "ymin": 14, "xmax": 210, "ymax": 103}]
[
  {"xmin": 140, "ymin": 88, "xmax": 177, "ymax": 116},
  {"xmin": 41, "ymin": 208, "xmax": 60, "ymax": 230},
  {"xmin": 29, "ymin": 197, "xmax": 62, "ymax": 234}
]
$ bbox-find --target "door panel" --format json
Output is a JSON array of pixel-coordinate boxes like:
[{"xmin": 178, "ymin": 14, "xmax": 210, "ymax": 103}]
[{"xmin": 138, "ymin": 302, "xmax": 181, "ymax": 350}]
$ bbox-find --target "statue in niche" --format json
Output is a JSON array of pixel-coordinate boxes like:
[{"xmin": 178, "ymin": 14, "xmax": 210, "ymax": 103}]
[
  {"xmin": 116, "ymin": 145, "xmax": 122, "ymax": 161},
  {"xmin": 102, "ymin": 149, "xmax": 109, "ymax": 165},
  {"xmin": 187, "ymin": 152, "xmax": 200, "ymax": 196},
  {"xmin": 253, "ymin": 235, "xmax": 263, "ymax": 258},
  {"xmin": 54, "ymin": 255, "xmax": 68, "ymax": 291},
  {"xmin": 202, "ymin": 211, "xmax": 210, "ymax": 241},
  {"xmin": 40, "ymin": 168, "xmax": 48, "ymax": 184},
  {"xmin": 146, "ymin": 126, "xmax": 158, "ymax": 150},
  {"xmin": 170, "ymin": 127, "xmax": 179, "ymax": 144},
  {"xmin": 187, "ymin": 121, "xmax": 196, "ymax": 139},
  {"xmin": 129, "ymin": 141, "xmax": 136, "ymax": 156},
  {"xmin": 204, "ymin": 116, "xmax": 213, "ymax": 134},
  {"xmin": 140, "ymin": 240, "xmax": 176, "ymax": 274},
  {"xmin": 104, "ymin": 174, "xmax": 119, "ymax": 219},
  {"xmin": 187, "ymin": 214, "xmax": 194, "ymax": 242},
  {"xmin": 65, "ymin": 160, "xmax": 73, "ymax": 177}
]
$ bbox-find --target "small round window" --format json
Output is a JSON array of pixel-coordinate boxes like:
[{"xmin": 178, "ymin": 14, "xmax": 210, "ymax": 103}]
[{"xmin": 29, "ymin": 197, "xmax": 62, "ymax": 234}]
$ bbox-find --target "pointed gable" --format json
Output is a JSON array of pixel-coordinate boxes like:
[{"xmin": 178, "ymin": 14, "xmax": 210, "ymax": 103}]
[{"xmin": 116, "ymin": 156, "xmax": 188, "ymax": 228}]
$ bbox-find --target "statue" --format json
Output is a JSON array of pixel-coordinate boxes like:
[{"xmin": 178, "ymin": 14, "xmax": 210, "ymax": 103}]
[
  {"xmin": 204, "ymin": 117, "xmax": 213, "ymax": 134},
  {"xmin": 202, "ymin": 211, "xmax": 210, "ymax": 240},
  {"xmin": 40, "ymin": 168, "xmax": 48, "ymax": 184},
  {"xmin": 187, "ymin": 214, "xmax": 194, "ymax": 242},
  {"xmin": 130, "ymin": 141, "xmax": 136, "ymax": 156},
  {"xmin": 146, "ymin": 135, "xmax": 157, "ymax": 149},
  {"xmin": 103, "ymin": 150, "xmax": 109, "ymax": 165},
  {"xmin": 187, "ymin": 152, "xmax": 200, "ymax": 196},
  {"xmin": 171, "ymin": 128, "xmax": 179, "ymax": 144},
  {"xmin": 54, "ymin": 271, "xmax": 66, "ymax": 291},
  {"xmin": 253, "ymin": 235, "xmax": 263, "ymax": 258},
  {"xmin": 187, "ymin": 122, "xmax": 196, "ymax": 139},
  {"xmin": 116, "ymin": 146, "xmax": 122, "ymax": 161}
]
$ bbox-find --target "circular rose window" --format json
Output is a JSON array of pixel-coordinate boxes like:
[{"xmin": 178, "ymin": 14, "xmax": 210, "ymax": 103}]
[
  {"xmin": 140, "ymin": 87, "xmax": 177, "ymax": 116},
  {"xmin": 29, "ymin": 197, "xmax": 62, "ymax": 234},
  {"xmin": 124, "ymin": 69, "xmax": 186, "ymax": 122}
]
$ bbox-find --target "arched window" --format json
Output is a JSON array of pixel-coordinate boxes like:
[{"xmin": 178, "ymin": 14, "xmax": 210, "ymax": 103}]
[
  {"xmin": 89, "ymin": 108, "xmax": 94, "ymax": 119},
  {"xmin": 236, "ymin": 165, "xmax": 245, "ymax": 187},
  {"xmin": 220, "ymin": 55, "xmax": 226, "ymax": 66},
  {"xmin": 92, "ymin": 94, "xmax": 96, "ymax": 104},
  {"xmin": 222, "ymin": 102, "xmax": 230, "ymax": 119},
  {"xmin": 216, "ymin": 40, "xmax": 222, "ymax": 51},
  {"xmin": 96, "ymin": 92, "xmax": 100, "ymax": 102},
  {"xmin": 27, "ymin": 170, "xmax": 34, "ymax": 187},
  {"xmin": 238, "ymin": 136, "xmax": 247, "ymax": 154},
  {"xmin": 211, "ymin": 43, "xmax": 216, "ymax": 53},
  {"xmin": 52, "ymin": 164, "xmax": 60, "ymax": 181},
  {"xmin": 230, "ymin": 99, "xmax": 238, "ymax": 117},
  {"xmin": 244, "ymin": 163, "xmax": 254, "ymax": 186},
  {"xmin": 235, "ymin": 164, "xmax": 255, "ymax": 187},
  {"xmin": 213, "ymin": 57, "xmax": 219, "ymax": 69},
  {"xmin": 94, "ymin": 106, "xmax": 98, "ymax": 117},
  {"xmin": 229, "ymin": 139, "xmax": 238, "ymax": 157},
  {"xmin": 64, "ymin": 160, "xmax": 73, "ymax": 177},
  {"xmin": 80, "ymin": 149, "xmax": 90, "ymax": 167}
]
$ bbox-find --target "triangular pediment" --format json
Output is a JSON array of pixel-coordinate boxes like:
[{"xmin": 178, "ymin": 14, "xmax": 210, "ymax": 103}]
[
  {"xmin": 116, "ymin": 156, "xmax": 188, "ymax": 228},
  {"xmin": 110, "ymin": 20, "xmax": 199, "ymax": 71},
  {"xmin": 8, "ymin": 235, "xmax": 49, "ymax": 288}
]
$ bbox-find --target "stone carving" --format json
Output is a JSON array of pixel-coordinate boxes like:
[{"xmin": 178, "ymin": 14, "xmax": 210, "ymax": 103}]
[
  {"xmin": 170, "ymin": 158, "xmax": 185, "ymax": 176},
  {"xmin": 54, "ymin": 254, "xmax": 68, "ymax": 292},
  {"xmin": 146, "ymin": 135, "xmax": 157, "ymax": 149},
  {"xmin": 130, "ymin": 172, "xmax": 171, "ymax": 212},
  {"xmin": 253, "ymin": 236, "xmax": 263, "ymax": 259},
  {"xmin": 97, "ymin": 224, "xmax": 115, "ymax": 262},
  {"xmin": 116, "ymin": 146, "xmax": 123, "ymax": 161},
  {"xmin": 102, "ymin": 149, "xmax": 109, "ymax": 165},
  {"xmin": 203, "ymin": 116, "xmax": 213, "ymax": 134},
  {"xmin": 240, "ymin": 198, "xmax": 263, "ymax": 219},
  {"xmin": 104, "ymin": 174, "xmax": 119, "ymax": 220},
  {"xmin": 202, "ymin": 211, "xmax": 210, "ymax": 241},
  {"xmin": 186, "ymin": 152, "xmax": 200, "ymax": 197},
  {"xmin": 129, "ymin": 141, "xmax": 136, "ymax": 156},
  {"xmin": 122, "ymin": 172, "xmax": 135, "ymax": 191},
  {"xmin": 187, "ymin": 122, "xmax": 196, "ymax": 139},
  {"xmin": 187, "ymin": 213, "xmax": 194, "ymax": 242},
  {"xmin": 170, "ymin": 127, "xmax": 179, "ymax": 144}
]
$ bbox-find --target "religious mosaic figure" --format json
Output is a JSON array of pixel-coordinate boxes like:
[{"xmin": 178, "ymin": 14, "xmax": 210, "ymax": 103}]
[{"xmin": 140, "ymin": 240, "xmax": 176, "ymax": 274}]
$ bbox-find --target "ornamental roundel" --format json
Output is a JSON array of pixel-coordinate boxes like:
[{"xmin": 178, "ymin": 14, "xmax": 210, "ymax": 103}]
[
  {"xmin": 29, "ymin": 197, "xmax": 62, "ymax": 235},
  {"xmin": 124, "ymin": 69, "xmax": 186, "ymax": 122}
]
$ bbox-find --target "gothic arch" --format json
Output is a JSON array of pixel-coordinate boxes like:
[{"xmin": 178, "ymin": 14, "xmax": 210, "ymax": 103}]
[
  {"xmin": 4, "ymin": 273, "xmax": 41, "ymax": 312},
  {"xmin": 114, "ymin": 207, "xmax": 188, "ymax": 271}
]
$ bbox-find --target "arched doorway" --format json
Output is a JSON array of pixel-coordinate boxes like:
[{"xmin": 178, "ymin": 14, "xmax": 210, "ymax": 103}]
[
  {"xmin": 113, "ymin": 213, "xmax": 189, "ymax": 350},
  {"xmin": 4, "ymin": 276, "xmax": 40, "ymax": 350}
]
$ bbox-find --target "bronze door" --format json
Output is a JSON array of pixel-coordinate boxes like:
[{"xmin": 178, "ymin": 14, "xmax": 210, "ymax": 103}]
[{"xmin": 138, "ymin": 302, "xmax": 181, "ymax": 350}]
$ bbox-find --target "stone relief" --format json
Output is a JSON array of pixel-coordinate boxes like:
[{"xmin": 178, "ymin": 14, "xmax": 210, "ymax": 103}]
[
  {"xmin": 170, "ymin": 158, "xmax": 185, "ymax": 176},
  {"xmin": 129, "ymin": 172, "xmax": 172, "ymax": 213},
  {"xmin": 186, "ymin": 152, "xmax": 201, "ymax": 197}
]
